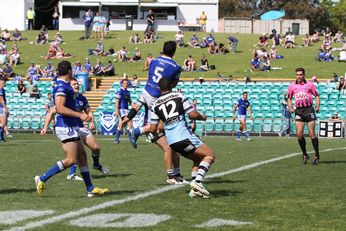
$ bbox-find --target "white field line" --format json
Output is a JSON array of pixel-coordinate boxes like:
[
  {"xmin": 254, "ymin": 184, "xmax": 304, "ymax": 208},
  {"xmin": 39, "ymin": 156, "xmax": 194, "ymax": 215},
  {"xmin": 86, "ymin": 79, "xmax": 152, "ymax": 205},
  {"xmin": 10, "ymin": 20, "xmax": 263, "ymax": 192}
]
[{"xmin": 8, "ymin": 147, "xmax": 346, "ymax": 231}]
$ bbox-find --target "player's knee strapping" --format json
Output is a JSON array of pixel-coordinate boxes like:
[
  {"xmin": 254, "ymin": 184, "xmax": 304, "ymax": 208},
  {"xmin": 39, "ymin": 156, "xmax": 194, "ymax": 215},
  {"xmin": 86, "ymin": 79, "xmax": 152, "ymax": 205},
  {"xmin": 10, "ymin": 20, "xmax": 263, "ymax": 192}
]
[
  {"xmin": 150, "ymin": 132, "xmax": 165, "ymax": 143},
  {"xmin": 127, "ymin": 108, "xmax": 138, "ymax": 120}
]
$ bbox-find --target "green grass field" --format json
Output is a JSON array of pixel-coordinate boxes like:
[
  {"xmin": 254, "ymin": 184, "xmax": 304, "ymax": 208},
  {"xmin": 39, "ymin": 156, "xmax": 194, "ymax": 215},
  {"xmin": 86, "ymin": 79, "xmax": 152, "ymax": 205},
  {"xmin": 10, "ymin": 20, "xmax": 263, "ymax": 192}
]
[
  {"xmin": 0, "ymin": 134, "xmax": 346, "ymax": 230},
  {"xmin": 6, "ymin": 30, "xmax": 346, "ymax": 80}
]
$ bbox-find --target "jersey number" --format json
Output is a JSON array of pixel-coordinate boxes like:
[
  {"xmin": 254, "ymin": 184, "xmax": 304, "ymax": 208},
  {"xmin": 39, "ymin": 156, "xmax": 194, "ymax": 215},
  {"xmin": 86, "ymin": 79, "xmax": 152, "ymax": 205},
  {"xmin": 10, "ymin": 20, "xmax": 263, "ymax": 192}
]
[
  {"xmin": 158, "ymin": 101, "xmax": 178, "ymax": 119},
  {"xmin": 152, "ymin": 67, "xmax": 164, "ymax": 83}
]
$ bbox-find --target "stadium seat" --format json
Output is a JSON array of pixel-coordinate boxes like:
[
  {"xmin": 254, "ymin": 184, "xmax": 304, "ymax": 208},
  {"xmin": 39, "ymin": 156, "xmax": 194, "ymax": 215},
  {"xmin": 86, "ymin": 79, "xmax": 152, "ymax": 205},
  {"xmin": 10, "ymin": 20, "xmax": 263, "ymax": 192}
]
[
  {"xmin": 262, "ymin": 119, "xmax": 273, "ymax": 132},
  {"xmin": 252, "ymin": 119, "xmax": 262, "ymax": 133},
  {"xmin": 12, "ymin": 119, "xmax": 21, "ymax": 130},
  {"xmin": 272, "ymin": 120, "xmax": 282, "ymax": 132},
  {"xmin": 205, "ymin": 119, "xmax": 214, "ymax": 131},
  {"xmin": 214, "ymin": 119, "xmax": 224, "ymax": 131},
  {"xmin": 224, "ymin": 119, "xmax": 233, "ymax": 131},
  {"xmin": 31, "ymin": 118, "xmax": 41, "ymax": 130}
]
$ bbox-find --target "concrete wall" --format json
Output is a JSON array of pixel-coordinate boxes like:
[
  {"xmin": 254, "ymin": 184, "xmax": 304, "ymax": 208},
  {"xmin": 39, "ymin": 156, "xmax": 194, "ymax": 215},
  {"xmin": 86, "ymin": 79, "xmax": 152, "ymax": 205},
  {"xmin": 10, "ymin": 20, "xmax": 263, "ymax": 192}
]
[
  {"xmin": 0, "ymin": 0, "xmax": 28, "ymax": 30},
  {"xmin": 221, "ymin": 18, "xmax": 309, "ymax": 35}
]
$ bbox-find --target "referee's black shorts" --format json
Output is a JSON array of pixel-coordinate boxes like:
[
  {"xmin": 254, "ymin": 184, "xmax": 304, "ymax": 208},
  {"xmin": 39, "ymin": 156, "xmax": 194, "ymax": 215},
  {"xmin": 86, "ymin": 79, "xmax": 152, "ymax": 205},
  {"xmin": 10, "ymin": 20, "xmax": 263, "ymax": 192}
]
[{"xmin": 294, "ymin": 106, "xmax": 317, "ymax": 123}]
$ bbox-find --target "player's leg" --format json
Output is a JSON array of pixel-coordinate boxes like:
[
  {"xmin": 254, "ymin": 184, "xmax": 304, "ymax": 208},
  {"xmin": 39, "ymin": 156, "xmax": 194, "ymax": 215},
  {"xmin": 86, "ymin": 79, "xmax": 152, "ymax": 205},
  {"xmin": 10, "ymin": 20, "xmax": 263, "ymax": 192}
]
[
  {"xmin": 296, "ymin": 121, "xmax": 309, "ymax": 164},
  {"xmin": 307, "ymin": 120, "xmax": 319, "ymax": 164},
  {"xmin": 242, "ymin": 118, "xmax": 251, "ymax": 141},
  {"xmin": 76, "ymin": 139, "xmax": 109, "ymax": 197},
  {"xmin": 115, "ymin": 117, "xmax": 124, "ymax": 144},
  {"xmin": 0, "ymin": 113, "xmax": 6, "ymax": 141},
  {"xmin": 237, "ymin": 117, "xmax": 245, "ymax": 141}
]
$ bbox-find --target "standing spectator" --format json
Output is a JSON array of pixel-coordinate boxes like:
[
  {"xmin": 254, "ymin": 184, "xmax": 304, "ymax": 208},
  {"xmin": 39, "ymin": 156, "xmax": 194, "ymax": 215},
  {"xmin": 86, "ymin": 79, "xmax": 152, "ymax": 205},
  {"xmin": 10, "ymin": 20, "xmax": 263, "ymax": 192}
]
[
  {"xmin": 287, "ymin": 67, "xmax": 320, "ymax": 165},
  {"xmin": 143, "ymin": 53, "xmax": 153, "ymax": 71},
  {"xmin": 83, "ymin": 9, "xmax": 93, "ymax": 40},
  {"xmin": 278, "ymin": 94, "xmax": 292, "ymax": 137},
  {"xmin": 17, "ymin": 80, "xmax": 27, "ymax": 95},
  {"xmin": 52, "ymin": 6, "xmax": 60, "ymax": 30},
  {"xmin": 27, "ymin": 7, "xmax": 35, "ymax": 30},
  {"xmin": 93, "ymin": 12, "xmax": 102, "ymax": 40},
  {"xmin": 199, "ymin": 11, "xmax": 207, "ymax": 32},
  {"xmin": 105, "ymin": 18, "xmax": 111, "ymax": 37},
  {"xmin": 227, "ymin": 34, "xmax": 238, "ymax": 53},
  {"xmin": 98, "ymin": 13, "xmax": 107, "ymax": 40},
  {"xmin": 147, "ymin": 10, "xmax": 155, "ymax": 29}
]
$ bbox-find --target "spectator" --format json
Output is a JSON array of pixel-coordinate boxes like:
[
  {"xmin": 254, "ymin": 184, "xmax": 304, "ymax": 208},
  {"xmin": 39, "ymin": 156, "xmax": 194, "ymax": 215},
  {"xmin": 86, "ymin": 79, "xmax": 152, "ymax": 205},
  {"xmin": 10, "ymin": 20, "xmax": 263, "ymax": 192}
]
[
  {"xmin": 188, "ymin": 34, "xmax": 199, "ymax": 48},
  {"xmin": 132, "ymin": 74, "xmax": 139, "ymax": 88},
  {"xmin": 271, "ymin": 31, "xmax": 282, "ymax": 46},
  {"xmin": 26, "ymin": 7, "xmax": 35, "ymax": 30},
  {"xmin": 251, "ymin": 57, "xmax": 261, "ymax": 71},
  {"xmin": 320, "ymin": 35, "xmax": 332, "ymax": 51},
  {"xmin": 9, "ymin": 49, "xmax": 20, "ymax": 66},
  {"xmin": 143, "ymin": 53, "xmax": 153, "ymax": 71},
  {"xmin": 26, "ymin": 77, "xmax": 35, "ymax": 94},
  {"xmin": 33, "ymin": 65, "xmax": 44, "ymax": 81},
  {"xmin": 0, "ymin": 50, "xmax": 8, "ymax": 65},
  {"xmin": 118, "ymin": 46, "xmax": 128, "ymax": 62},
  {"xmin": 129, "ymin": 47, "xmax": 141, "ymax": 63},
  {"xmin": 333, "ymin": 30, "xmax": 343, "ymax": 43},
  {"xmin": 0, "ymin": 41, "xmax": 6, "ymax": 52},
  {"xmin": 73, "ymin": 61, "xmax": 83, "ymax": 77},
  {"xmin": 52, "ymin": 6, "xmax": 60, "ymax": 30},
  {"xmin": 218, "ymin": 43, "xmax": 229, "ymax": 54},
  {"xmin": 336, "ymin": 76, "xmax": 346, "ymax": 95},
  {"xmin": 284, "ymin": 33, "xmax": 296, "ymax": 48},
  {"xmin": 12, "ymin": 28, "xmax": 24, "ymax": 41},
  {"xmin": 329, "ymin": 112, "xmax": 341, "ymax": 121},
  {"xmin": 261, "ymin": 56, "xmax": 271, "ymax": 71},
  {"xmin": 270, "ymin": 45, "xmax": 277, "ymax": 59},
  {"xmin": 199, "ymin": 11, "xmax": 207, "ymax": 32},
  {"xmin": 311, "ymin": 75, "xmax": 319, "ymax": 84},
  {"xmin": 17, "ymin": 80, "xmax": 26, "ymax": 95},
  {"xmin": 93, "ymin": 12, "xmax": 102, "ymax": 40},
  {"xmin": 175, "ymin": 30, "xmax": 184, "ymax": 48},
  {"xmin": 83, "ymin": 57, "xmax": 93, "ymax": 74},
  {"xmin": 200, "ymin": 37, "xmax": 208, "ymax": 48},
  {"xmin": 82, "ymin": 9, "xmax": 93, "ymax": 39},
  {"xmin": 278, "ymin": 94, "xmax": 292, "ymax": 137},
  {"xmin": 1, "ymin": 29, "xmax": 11, "ymax": 41},
  {"xmin": 338, "ymin": 49, "xmax": 346, "ymax": 62},
  {"xmin": 27, "ymin": 62, "xmax": 36, "ymax": 77},
  {"xmin": 53, "ymin": 32, "xmax": 63, "ymax": 44},
  {"xmin": 143, "ymin": 26, "xmax": 154, "ymax": 44},
  {"xmin": 206, "ymin": 33, "xmax": 216, "ymax": 46},
  {"xmin": 183, "ymin": 55, "xmax": 196, "ymax": 72},
  {"xmin": 258, "ymin": 33, "xmax": 269, "ymax": 47},
  {"xmin": 103, "ymin": 60, "xmax": 115, "ymax": 76},
  {"xmin": 89, "ymin": 41, "xmax": 104, "ymax": 56},
  {"xmin": 40, "ymin": 25, "xmax": 48, "ymax": 39},
  {"xmin": 93, "ymin": 60, "xmax": 104, "ymax": 76},
  {"xmin": 36, "ymin": 31, "xmax": 47, "ymax": 45},
  {"xmin": 147, "ymin": 9, "xmax": 155, "ymax": 29},
  {"xmin": 244, "ymin": 76, "xmax": 251, "ymax": 84},
  {"xmin": 208, "ymin": 44, "xmax": 219, "ymax": 54},
  {"xmin": 3, "ymin": 63, "xmax": 14, "ymax": 78},
  {"xmin": 129, "ymin": 33, "xmax": 140, "ymax": 44},
  {"xmin": 227, "ymin": 34, "xmax": 238, "ymax": 53},
  {"xmin": 30, "ymin": 85, "xmax": 40, "ymax": 99},
  {"xmin": 43, "ymin": 62, "xmax": 54, "ymax": 78},
  {"xmin": 200, "ymin": 54, "xmax": 209, "ymax": 71},
  {"xmin": 310, "ymin": 31, "xmax": 320, "ymax": 43},
  {"xmin": 303, "ymin": 34, "xmax": 311, "ymax": 47},
  {"xmin": 105, "ymin": 18, "xmax": 111, "ymax": 36},
  {"xmin": 98, "ymin": 13, "xmax": 107, "ymax": 40}
]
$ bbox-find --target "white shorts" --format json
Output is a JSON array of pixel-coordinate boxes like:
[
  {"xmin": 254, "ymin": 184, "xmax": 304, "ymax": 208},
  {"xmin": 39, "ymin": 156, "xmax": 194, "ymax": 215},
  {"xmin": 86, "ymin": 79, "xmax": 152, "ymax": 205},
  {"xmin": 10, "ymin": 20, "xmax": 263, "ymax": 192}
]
[
  {"xmin": 55, "ymin": 126, "xmax": 80, "ymax": 143},
  {"xmin": 119, "ymin": 109, "xmax": 129, "ymax": 118},
  {"xmin": 94, "ymin": 25, "xmax": 104, "ymax": 32},
  {"xmin": 238, "ymin": 115, "xmax": 246, "ymax": 120},
  {"xmin": 138, "ymin": 89, "xmax": 157, "ymax": 123},
  {"xmin": 0, "ymin": 107, "xmax": 5, "ymax": 116},
  {"xmin": 78, "ymin": 127, "xmax": 92, "ymax": 139}
]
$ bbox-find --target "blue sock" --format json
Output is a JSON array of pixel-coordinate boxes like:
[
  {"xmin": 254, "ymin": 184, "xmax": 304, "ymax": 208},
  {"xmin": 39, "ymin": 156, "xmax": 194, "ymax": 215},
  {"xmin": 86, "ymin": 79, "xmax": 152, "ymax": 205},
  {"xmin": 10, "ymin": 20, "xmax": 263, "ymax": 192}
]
[
  {"xmin": 40, "ymin": 161, "xmax": 65, "ymax": 182},
  {"xmin": 80, "ymin": 166, "xmax": 94, "ymax": 192},
  {"xmin": 0, "ymin": 126, "xmax": 4, "ymax": 140},
  {"xmin": 92, "ymin": 153, "xmax": 100, "ymax": 168},
  {"xmin": 243, "ymin": 131, "xmax": 249, "ymax": 139},
  {"xmin": 237, "ymin": 131, "xmax": 241, "ymax": 139},
  {"xmin": 115, "ymin": 129, "xmax": 121, "ymax": 141},
  {"xmin": 69, "ymin": 164, "xmax": 77, "ymax": 175}
]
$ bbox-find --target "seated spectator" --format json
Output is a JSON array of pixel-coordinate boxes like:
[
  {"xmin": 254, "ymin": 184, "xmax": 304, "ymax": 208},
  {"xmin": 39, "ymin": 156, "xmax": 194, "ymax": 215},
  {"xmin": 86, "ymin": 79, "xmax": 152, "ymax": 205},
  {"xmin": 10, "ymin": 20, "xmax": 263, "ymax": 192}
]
[
  {"xmin": 143, "ymin": 53, "xmax": 153, "ymax": 71},
  {"xmin": 45, "ymin": 44, "xmax": 57, "ymax": 60},
  {"xmin": 144, "ymin": 26, "xmax": 154, "ymax": 44},
  {"xmin": 104, "ymin": 46, "xmax": 115, "ymax": 56},
  {"xmin": 200, "ymin": 37, "xmax": 208, "ymax": 48},
  {"xmin": 271, "ymin": 33, "xmax": 282, "ymax": 46},
  {"xmin": 53, "ymin": 32, "xmax": 63, "ymax": 44},
  {"xmin": 9, "ymin": 49, "xmax": 20, "ymax": 66},
  {"xmin": 206, "ymin": 34, "xmax": 216, "ymax": 47},
  {"xmin": 200, "ymin": 54, "xmax": 209, "ymax": 71},
  {"xmin": 33, "ymin": 65, "xmax": 44, "ymax": 81},
  {"xmin": 258, "ymin": 33, "xmax": 269, "ymax": 47},
  {"xmin": 26, "ymin": 77, "xmax": 35, "ymax": 94},
  {"xmin": 103, "ymin": 60, "xmax": 115, "ymax": 76},
  {"xmin": 261, "ymin": 57, "xmax": 271, "ymax": 71},
  {"xmin": 83, "ymin": 57, "xmax": 93, "ymax": 74},
  {"xmin": 284, "ymin": 33, "xmax": 296, "ymax": 48},
  {"xmin": 218, "ymin": 43, "xmax": 229, "ymax": 54},
  {"xmin": 0, "ymin": 50, "xmax": 8, "ymax": 65},
  {"xmin": 129, "ymin": 47, "xmax": 141, "ymax": 63},
  {"xmin": 27, "ymin": 62, "xmax": 36, "ymax": 77},
  {"xmin": 244, "ymin": 76, "xmax": 251, "ymax": 84},
  {"xmin": 129, "ymin": 33, "xmax": 140, "ymax": 44},
  {"xmin": 3, "ymin": 63, "xmax": 14, "ymax": 78},
  {"xmin": 254, "ymin": 48, "xmax": 269, "ymax": 59},
  {"xmin": 208, "ymin": 44, "xmax": 219, "ymax": 54},
  {"xmin": 12, "ymin": 28, "xmax": 24, "ymax": 41},
  {"xmin": 317, "ymin": 49, "xmax": 334, "ymax": 62},
  {"xmin": 311, "ymin": 75, "xmax": 319, "ymax": 84},
  {"xmin": 338, "ymin": 49, "xmax": 346, "ymax": 62},
  {"xmin": 89, "ymin": 41, "xmax": 104, "ymax": 56},
  {"xmin": 333, "ymin": 30, "xmax": 343, "ymax": 43},
  {"xmin": 43, "ymin": 62, "xmax": 54, "ymax": 78},
  {"xmin": 118, "ymin": 46, "xmax": 128, "ymax": 62},
  {"xmin": 188, "ymin": 34, "xmax": 199, "ymax": 48},
  {"xmin": 17, "ymin": 80, "xmax": 26, "ymax": 95},
  {"xmin": 183, "ymin": 55, "xmax": 196, "ymax": 72},
  {"xmin": 0, "ymin": 41, "xmax": 7, "ymax": 53},
  {"xmin": 1, "ymin": 29, "xmax": 11, "ymax": 41},
  {"xmin": 175, "ymin": 30, "xmax": 184, "ymax": 48},
  {"xmin": 93, "ymin": 60, "xmax": 104, "ymax": 76},
  {"xmin": 132, "ymin": 74, "xmax": 139, "ymax": 87},
  {"xmin": 310, "ymin": 32, "xmax": 320, "ymax": 43},
  {"xmin": 40, "ymin": 25, "xmax": 49, "ymax": 39},
  {"xmin": 336, "ymin": 76, "xmax": 345, "ymax": 94},
  {"xmin": 251, "ymin": 57, "xmax": 261, "ymax": 71},
  {"xmin": 73, "ymin": 61, "xmax": 83, "ymax": 77},
  {"xmin": 30, "ymin": 85, "xmax": 41, "ymax": 99},
  {"xmin": 320, "ymin": 36, "xmax": 332, "ymax": 51},
  {"xmin": 36, "ymin": 32, "xmax": 47, "ymax": 45},
  {"xmin": 270, "ymin": 45, "xmax": 277, "ymax": 59},
  {"xmin": 303, "ymin": 34, "xmax": 311, "ymax": 47},
  {"xmin": 329, "ymin": 112, "xmax": 341, "ymax": 121}
]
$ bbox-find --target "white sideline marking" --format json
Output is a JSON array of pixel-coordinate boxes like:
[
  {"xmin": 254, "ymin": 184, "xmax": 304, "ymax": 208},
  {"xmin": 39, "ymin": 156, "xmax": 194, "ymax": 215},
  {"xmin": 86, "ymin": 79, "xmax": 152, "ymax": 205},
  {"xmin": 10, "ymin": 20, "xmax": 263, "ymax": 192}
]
[
  {"xmin": 0, "ymin": 210, "xmax": 54, "ymax": 225},
  {"xmin": 194, "ymin": 218, "xmax": 253, "ymax": 227},
  {"xmin": 8, "ymin": 147, "xmax": 346, "ymax": 231}
]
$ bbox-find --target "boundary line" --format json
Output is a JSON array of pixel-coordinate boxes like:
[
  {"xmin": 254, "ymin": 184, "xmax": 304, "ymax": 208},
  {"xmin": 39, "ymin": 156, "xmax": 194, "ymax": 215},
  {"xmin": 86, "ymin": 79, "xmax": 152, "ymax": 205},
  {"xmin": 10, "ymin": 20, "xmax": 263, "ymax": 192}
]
[{"xmin": 8, "ymin": 147, "xmax": 346, "ymax": 231}]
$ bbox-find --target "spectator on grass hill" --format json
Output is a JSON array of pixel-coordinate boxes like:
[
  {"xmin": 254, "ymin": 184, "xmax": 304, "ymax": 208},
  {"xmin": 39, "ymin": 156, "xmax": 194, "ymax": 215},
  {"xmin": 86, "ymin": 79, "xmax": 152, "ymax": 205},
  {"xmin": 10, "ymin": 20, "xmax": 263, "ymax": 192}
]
[
  {"xmin": 284, "ymin": 33, "xmax": 296, "ymax": 48},
  {"xmin": 188, "ymin": 34, "xmax": 199, "ymax": 48},
  {"xmin": 93, "ymin": 60, "xmax": 104, "ymax": 76},
  {"xmin": 1, "ymin": 29, "xmax": 11, "ymax": 41},
  {"xmin": 83, "ymin": 57, "xmax": 93, "ymax": 74},
  {"xmin": 175, "ymin": 30, "xmax": 184, "ymax": 48},
  {"xmin": 103, "ymin": 60, "xmax": 115, "ymax": 76},
  {"xmin": 303, "ymin": 34, "xmax": 311, "ymax": 47},
  {"xmin": 333, "ymin": 30, "xmax": 343, "ymax": 43},
  {"xmin": 9, "ymin": 49, "xmax": 20, "ymax": 66},
  {"xmin": 227, "ymin": 34, "xmax": 238, "ymax": 53},
  {"xmin": 183, "ymin": 55, "xmax": 196, "ymax": 72},
  {"xmin": 12, "ymin": 28, "xmax": 25, "ymax": 42},
  {"xmin": 118, "ymin": 46, "xmax": 128, "ymax": 62},
  {"xmin": 129, "ymin": 34, "xmax": 140, "ymax": 44},
  {"xmin": 258, "ymin": 33, "xmax": 269, "ymax": 47},
  {"xmin": 200, "ymin": 54, "xmax": 209, "ymax": 71},
  {"xmin": 83, "ymin": 9, "xmax": 93, "ymax": 39},
  {"xmin": 3, "ymin": 63, "xmax": 15, "ymax": 78},
  {"xmin": 73, "ymin": 61, "xmax": 83, "ymax": 77},
  {"xmin": 36, "ymin": 31, "xmax": 47, "ymax": 45},
  {"xmin": 129, "ymin": 47, "xmax": 141, "ymax": 63}
]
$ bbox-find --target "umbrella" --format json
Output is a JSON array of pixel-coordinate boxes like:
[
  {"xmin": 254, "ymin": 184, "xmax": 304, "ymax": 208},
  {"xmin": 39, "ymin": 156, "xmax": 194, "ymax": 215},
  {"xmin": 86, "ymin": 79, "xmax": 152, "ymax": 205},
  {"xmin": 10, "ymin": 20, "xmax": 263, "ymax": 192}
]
[{"xmin": 260, "ymin": 10, "xmax": 285, "ymax": 20}]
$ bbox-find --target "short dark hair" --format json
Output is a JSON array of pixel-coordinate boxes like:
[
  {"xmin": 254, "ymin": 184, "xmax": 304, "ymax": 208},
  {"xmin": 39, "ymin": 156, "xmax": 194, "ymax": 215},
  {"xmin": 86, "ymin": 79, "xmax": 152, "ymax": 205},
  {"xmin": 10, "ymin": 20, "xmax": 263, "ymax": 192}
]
[
  {"xmin": 295, "ymin": 67, "xmax": 305, "ymax": 75},
  {"xmin": 159, "ymin": 78, "xmax": 172, "ymax": 92},
  {"xmin": 57, "ymin": 61, "xmax": 72, "ymax": 76},
  {"xmin": 242, "ymin": 91, "xmax": 248, "ymax": 95},
  {"xmin": 163, "ymin": 41, "xmax": 177, "ymax": 58}
]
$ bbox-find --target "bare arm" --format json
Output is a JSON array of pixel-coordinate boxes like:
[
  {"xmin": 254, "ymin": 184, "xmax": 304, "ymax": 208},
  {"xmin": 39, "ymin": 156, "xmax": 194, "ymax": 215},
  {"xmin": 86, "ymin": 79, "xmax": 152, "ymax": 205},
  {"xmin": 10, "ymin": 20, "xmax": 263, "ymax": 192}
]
[
  {"xmin": 115, "ymin": 98, "xmax": 119, "ymax": 117},
  {"xmin": 315, "ymin": 95, "xmax": 320, "ymax": 112},
  {"xmin": 84, "ymin": 107, "xmax": 95, "ymax": 130},
  {"xmin": 55, "ymin": 96, "xmax": 90, "ymax": 121},
  {"xmin": 188, "ymin": 110, "xmax": 207, "ymax": 121},
  {"xmin": 247, "ymin": 105, "xmax": 253, "ymax": 119},
  {"xmin": 41, "ymin": 106, "xmax": 56, "ymax": 135},
  {"xmin": 287, "ymin": 98, "xmax": 294, "ymax": 113},
  {"xmin": 0, "ymin": 96, "xmax": 8, "ymax": 113},
  {"xmin": 232, "ymin": 104, "xmax": 238, "ymax": 117}
]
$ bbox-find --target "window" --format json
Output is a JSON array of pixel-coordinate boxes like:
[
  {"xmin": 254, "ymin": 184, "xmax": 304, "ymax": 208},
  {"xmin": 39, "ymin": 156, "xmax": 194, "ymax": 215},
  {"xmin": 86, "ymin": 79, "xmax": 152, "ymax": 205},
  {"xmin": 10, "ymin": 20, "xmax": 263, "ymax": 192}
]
[
  {"xmin": 103, "ymin": 6, "xmax": 138, "ymax": 19},
  {"xmin": 140, "ymin": 7, "xmax": 177, "ymax": 20},
  {"xmin": 62, "ymin": 6, "xmax": 99, "ymax": 19}
]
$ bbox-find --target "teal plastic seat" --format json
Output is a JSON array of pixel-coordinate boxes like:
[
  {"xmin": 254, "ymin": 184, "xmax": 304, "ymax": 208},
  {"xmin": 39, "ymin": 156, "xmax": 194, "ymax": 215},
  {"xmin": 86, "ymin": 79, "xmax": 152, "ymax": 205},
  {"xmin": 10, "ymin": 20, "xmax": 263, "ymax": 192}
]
[
  {"xmin": 272, "ymin": 120, "xmax": 282, "ymax": 132},
  {"xmin": 252, "ymin": 119, "xmax": 262, "ymax": 132},
  {"xmin": 262, "ymin": 119, "xmax": 273, "ymax": 132},
  {"xmin": 31, "ymin": 118, "xmax": 41, "ymax": 130},
  {"xmin": 205, "ymin": 119, "xmax": 214, "ymax": 131},
  {"xmin": 214, "ymin": 119, "xmax": 224, "ymax": 131}
]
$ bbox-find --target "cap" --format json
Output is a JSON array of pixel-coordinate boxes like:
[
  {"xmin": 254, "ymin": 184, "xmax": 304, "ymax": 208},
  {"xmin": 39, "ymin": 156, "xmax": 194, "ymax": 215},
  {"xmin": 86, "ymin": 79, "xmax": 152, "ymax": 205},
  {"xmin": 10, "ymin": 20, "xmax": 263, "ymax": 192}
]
[{"xmin": 263, "ymin": 33, "xmax": 266, "ymax": 36}]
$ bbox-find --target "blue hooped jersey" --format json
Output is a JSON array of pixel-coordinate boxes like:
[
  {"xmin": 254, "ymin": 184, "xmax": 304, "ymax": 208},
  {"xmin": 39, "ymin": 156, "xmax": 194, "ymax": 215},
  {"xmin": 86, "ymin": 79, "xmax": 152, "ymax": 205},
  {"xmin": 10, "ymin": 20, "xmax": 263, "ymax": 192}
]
[
  {"xmin": 53, "ymin": 79, "xmax": 78, "ymax": 127},
  {"xmin": 0, "ymin": 87, "xmax": 6, "ymax": 108},
  {"xmin": 116, "ymin": 87, "xmax": 131, "ymax": 109},
  {"xmin": 151, "ymin": 92, "xmax": 195, "ymax": 145},
  {"xmin": 145, "ymin": 56, "xmax": 181, "ymax": 98},
  {"xmin": 75, "ymin": 93, "xmax": 90, "ymax": 127},
  {"xmin": 237, "ymin": 98, "xmax": 250, "ymax": 115}
]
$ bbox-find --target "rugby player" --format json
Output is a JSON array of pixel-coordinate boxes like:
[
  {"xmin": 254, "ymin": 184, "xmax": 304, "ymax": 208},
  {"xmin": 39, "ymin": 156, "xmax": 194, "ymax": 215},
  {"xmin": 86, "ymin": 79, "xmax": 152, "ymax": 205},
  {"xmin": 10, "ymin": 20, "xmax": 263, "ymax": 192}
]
[
  {"xmin": 149, "ymin": 78, "xmax": 215, "ymax": 198},
  {"xmin": 41, "ymin": 78, "xmax": 110, "ymax": 180},
  {"xmin": 35, "ymin": 61, "xmax": 109, "ymax": 197},
  {"xmin": 233, "ymin": 92, "xmax": 253, "ymax": 141},
  {"xmin": 287, "ymin": 67, "xmax": 320, "ymax": 164},
  {"xmin": 0, "ymin": 77, "xmax": 8, "ymax": 142}
]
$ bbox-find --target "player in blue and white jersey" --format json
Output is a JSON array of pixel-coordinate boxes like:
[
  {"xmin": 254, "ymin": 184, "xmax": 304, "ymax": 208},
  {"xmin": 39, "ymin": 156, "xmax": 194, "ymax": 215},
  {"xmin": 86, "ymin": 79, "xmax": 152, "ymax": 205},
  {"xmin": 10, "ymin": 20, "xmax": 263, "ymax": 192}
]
[
  {"xmin": 34, "ymin": 61, "xmax": 109, "ymax": 198},
  {"xmin": 233, "ymin": 92, "xmax": 253, "ymax": 141},
  {"xmin": 115, "ymin": 79, "xmax": 136, "ymax": 144},
  {"xmin": 0, "ymin": 77, "xmax": 8, "ymax": 142},
  {"xmin": 149, "ymin": 78, "xmax": 215, "ymax": 198},
  {"xmin": 41, "ymin": 78, "xmax": 110, "ymax": 181}
]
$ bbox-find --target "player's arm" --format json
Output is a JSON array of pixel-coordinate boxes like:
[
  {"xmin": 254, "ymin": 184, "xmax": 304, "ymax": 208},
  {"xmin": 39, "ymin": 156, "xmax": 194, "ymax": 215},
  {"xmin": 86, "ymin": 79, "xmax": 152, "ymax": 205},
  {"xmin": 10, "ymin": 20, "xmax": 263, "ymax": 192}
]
[
  {"xmin": 55, "ymin": 95, "xmax": 91, "ymax": 122},
  {"xmin": 232, "ymin": 104, "xmax": 238, "ymax": 118},
  {"xmin": 315, "ymin": 95, "xmax": 320, "ymax": 112},
  {"xmin": 84, "ymin": 107, "xmax": 95, "ymax": 130},
  {"xmin": 247, "ymin": 105, "xmax": 253, "ymax": 119},
  {"xmin": 287, "ymin": 87, "xmax": 295, "ymax": 113},
  {"xmin": 41, "ymin": 106, "xmax": 56, "ymax": 135},
  {"xmin": 0, "ymin": 96, "xmax": 8, "ymax": 114},
  {"xmin": 188, "ymin": 110, "xmax": 207, "ymax": 121},
  {"xmin": 115, "ymin": 98, "xmax": 119, "ymax": 117}
]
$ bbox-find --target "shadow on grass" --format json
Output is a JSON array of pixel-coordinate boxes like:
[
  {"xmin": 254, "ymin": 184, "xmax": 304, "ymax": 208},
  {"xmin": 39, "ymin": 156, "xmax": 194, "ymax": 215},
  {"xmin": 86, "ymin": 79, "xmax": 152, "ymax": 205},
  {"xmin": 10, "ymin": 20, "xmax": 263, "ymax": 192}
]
[
  {"xmin": 211, "ymin": 189, "xmax": 243, "ymax": 198},
  {"xmin": 107, "ymin": 190, "xmax": 140, "ymax": 196},
  {"xmin": 206, "ymin": 179, "xmax": 246, "ymax": 184},
  {"xmin": 91, "ymin": 173, "xmax": 132, "ymax": 179},
  {"xmin": 320, "ymin": 160, "xmax": 346, "ymax": 165},
  {"xmin": 0, "ymin": 188, "xmax": 36, "ymax": 194}
]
